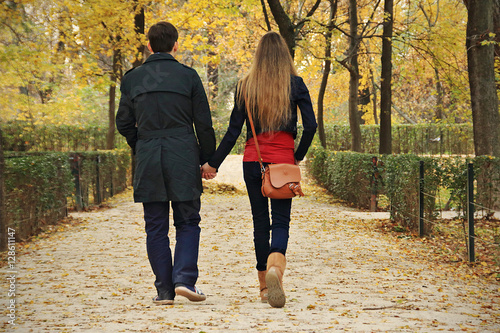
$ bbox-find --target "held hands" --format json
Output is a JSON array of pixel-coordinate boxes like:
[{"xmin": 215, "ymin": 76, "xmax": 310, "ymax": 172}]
[{"xmin": 201, "ymin": 162, "xmax": 217, "ymax": 180}]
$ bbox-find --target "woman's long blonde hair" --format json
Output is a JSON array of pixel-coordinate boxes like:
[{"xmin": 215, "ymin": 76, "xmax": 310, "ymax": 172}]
[{"xmin": 237, "ymin": 31, "xmax": 298, "ymax": 132}]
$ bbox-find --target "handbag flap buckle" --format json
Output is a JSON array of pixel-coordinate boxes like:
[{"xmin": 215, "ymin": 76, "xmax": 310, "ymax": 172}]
[{"xmin": 267, "ymin": 164, "xmax": 301, "ymax": 188}]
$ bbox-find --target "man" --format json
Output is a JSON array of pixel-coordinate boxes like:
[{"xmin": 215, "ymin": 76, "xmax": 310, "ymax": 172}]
[{"xmin": 116, "ymin": 21, "xmax": 216, "ymax": 305}]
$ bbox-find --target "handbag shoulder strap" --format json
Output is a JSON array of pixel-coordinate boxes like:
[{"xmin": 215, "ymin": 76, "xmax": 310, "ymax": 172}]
[{"xmin": 244, "ymin": 97, "xmax": 265, "ymax": 173}]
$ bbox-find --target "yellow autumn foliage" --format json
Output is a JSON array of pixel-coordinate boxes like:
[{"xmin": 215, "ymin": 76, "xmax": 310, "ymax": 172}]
[{"xmin": 0, "ymin": 0, "xmax": 471, "ymax": 128}]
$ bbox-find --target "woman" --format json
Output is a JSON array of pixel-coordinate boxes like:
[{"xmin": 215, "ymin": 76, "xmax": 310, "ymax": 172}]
[{"xmin": 202, "ymin": 31, "xmax": 317, "ymax": 308}]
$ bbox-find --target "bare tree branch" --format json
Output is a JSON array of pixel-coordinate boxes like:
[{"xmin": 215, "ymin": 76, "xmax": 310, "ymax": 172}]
[{"xmin": 260, "ymin": 0, "xmax": 272, "ymax": 31}]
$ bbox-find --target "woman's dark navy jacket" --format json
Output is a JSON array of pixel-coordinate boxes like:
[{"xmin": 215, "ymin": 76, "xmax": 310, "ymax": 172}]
[{"xmin": 208, "ymin": 75, "xmax": 317, "ymax": 169}]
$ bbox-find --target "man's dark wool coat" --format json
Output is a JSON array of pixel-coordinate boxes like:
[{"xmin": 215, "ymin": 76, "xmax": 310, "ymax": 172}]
[{"xmin": 116, "ymin": 53, "xmax": 216, "ymax": 203}]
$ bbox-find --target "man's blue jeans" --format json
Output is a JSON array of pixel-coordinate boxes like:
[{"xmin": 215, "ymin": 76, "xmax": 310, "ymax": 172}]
[
  {"xmin": 243, "ymin": 162, "xmax": 292, "ymax": 272},
  {"xmin": 143, "ymin": 199, "xmax": 201, "ymax": 300}
]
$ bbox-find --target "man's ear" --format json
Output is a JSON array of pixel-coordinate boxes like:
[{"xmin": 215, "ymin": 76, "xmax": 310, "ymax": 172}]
[
  {"xmin": 147, "ymin": 42, "xmax": 153, "ymax": 53},
  {"xmin": 172, "ymin": 41, "xmax": 179, "ymax": 53}
]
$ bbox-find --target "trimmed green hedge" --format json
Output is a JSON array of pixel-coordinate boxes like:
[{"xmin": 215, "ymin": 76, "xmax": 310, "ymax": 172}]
[
  {"xmin": 2, "ymin": 122, "xmax": 474, "ymax": 156},
  {"xmin": 213, "ymin": 122, "xmax": 248, "ymax": 154},
  {"xmin": 3, "ymin": 150, "xmax": 131, "ymax": 242},
  {"xmin": 307, "ymin": 146, "xmax": 500, "ymax": 231},
  {"xmin": 4, "ymin": 152, "xmax": 73, "ymax": 240},
  {"xmin": 70, "ymin": 150, "xmax": 131, "ymax": 209},
  {"xmin": 321, "ymin": 123, "xmax": 473, "ymax": 155},
  {"xmin": 382, "ymin": 154, "xmax": 441, "ymax": 231},
  {"xmin": 3, "ymin": 121, "xmax": 249, "ymax": 154},
  {"xmin": 307, "ymin": 148, "xmax": 375, "ymax": 208},
  {"xmin": 1, "ymin": 122, "xmax": 128, "ymax": 151}
]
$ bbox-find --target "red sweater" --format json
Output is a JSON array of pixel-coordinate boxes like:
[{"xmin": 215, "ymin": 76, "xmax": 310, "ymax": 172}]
[{"xmin": 243, "ymin": 131, "xmax": 295, "ymax": 164}]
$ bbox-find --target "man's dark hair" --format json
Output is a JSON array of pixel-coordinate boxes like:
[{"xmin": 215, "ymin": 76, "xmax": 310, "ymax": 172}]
[{"xmin": 148, "ymin": 22, "xmax": 178, "ymax": 53}]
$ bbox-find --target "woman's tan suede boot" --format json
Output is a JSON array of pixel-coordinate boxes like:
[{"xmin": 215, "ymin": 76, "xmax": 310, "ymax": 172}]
[
  {"xmin": 265, "ymin": 252, "xmax": 286, "ymax": 308},
  {"xmin": 258, "ymin": 270, "xmax": 268, "ymax": 302}
]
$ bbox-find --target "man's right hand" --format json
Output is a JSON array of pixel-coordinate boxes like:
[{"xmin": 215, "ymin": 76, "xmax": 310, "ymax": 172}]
[{"xmin": 201, "ymin": 162, "xmax": 217, "ymax": 180}]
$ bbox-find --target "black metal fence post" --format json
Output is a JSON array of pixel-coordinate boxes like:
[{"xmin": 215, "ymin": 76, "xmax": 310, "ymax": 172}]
[
  {"xmin": 370, "ymin": 156, "xmax": 378, "ymax": 212},
  {"xmin": 0, "ymin": 128, "xmax": 6, "ymax": 251},
  {"xmin": 70, "ymin": 153, "xmax": 83, "ymax": 211},
  {"xmin": 467, "ymin": 162, "xmax": 475, "ymax": 263},
  {"xmin": 110, "ymin": 165, "xmax": 114, "ymax": 197},
  {"xmin": 95, "ymin": 155, "xmax": 101, "ymax": 204},
  {"xmin": 419, "ymin": 160, "xmax": 425, "ymax": 237}
]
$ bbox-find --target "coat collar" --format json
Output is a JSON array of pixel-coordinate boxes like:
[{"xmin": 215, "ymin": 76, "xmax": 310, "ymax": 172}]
[{"xmin": 144, "ymin": 53, "xmax": 178, "ymax": 64}]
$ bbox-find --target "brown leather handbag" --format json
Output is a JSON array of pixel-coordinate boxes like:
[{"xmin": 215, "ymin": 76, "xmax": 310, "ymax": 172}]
[{"xmin": 246, "ymin": 107, "xmax": 304, "ymax": 199}]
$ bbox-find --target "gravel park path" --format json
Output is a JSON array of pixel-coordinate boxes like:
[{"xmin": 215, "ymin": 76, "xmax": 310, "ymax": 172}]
[{"xmin": 2, "ymin": 155, "xmax": 499, "ymax": 332}]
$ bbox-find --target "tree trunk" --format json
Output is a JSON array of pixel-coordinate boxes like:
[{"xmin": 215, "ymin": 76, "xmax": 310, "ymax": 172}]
[
  {"xmin": 107, "ymin": 84, "xmax": 116, "ymax": 150},
  {"xmin": 266, "ymin": 0, "xmax": 321, "ymax": 59},
  {"xmin": 370, "ymin": 70, "xmax": 378, "ymax": 125},
  {"xmin": 107, "ymin": 48, "xmax": 121, "ymax": 150},
  {"xmin": 207, "ymin": 32, "xmax": 219, "ymax": 101},
  {"xmin": 266, "ymin": 0, "xmax": 295, "ymax": 57},
  {"xmin": 465, "ymin": 0, "xmax": 500, "ymax": 157},
  {"xmin": 494, "ymin": 0, "xmax": 500, "ymax": 92},
  {"xmin": 132, "ymin": 2, "xmax": 145, "ymax": 68},
  {"xmin": 318, "ymin": 59, "xmax": 330, "ymax": 149},
  {"xmin": 434, "ymin": 66, "xmax": 443, "ymax": 120},
  {"xmin": 348, "ymin": 0, "xmax": 362, "ymax": 152},
  {"xmin": 317, "ymin": 0, "xmax": 337, "ymax": 149},
  {"xmin": 260, "ymin": 0, "xmax": 272, "ymax": 31},
  {"xmin": 379, "ymin": 0, "xmax": 394, "ymax": 154},
  {"xmin": 366, "ymin": 38, "xmax": 378, "ymax": 125}
]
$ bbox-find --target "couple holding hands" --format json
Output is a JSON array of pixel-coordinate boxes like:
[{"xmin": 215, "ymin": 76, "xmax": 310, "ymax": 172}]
[{"xmin": 117, "ymin": 21, "xmax": 316, "ymax": 308}]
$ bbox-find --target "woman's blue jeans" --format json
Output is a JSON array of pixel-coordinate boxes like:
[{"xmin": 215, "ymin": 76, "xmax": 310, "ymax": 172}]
[
  {"xmin": 143, "ymin": 199, "xmax": 201, "ymax": 300},
  {"xmin": 243, "ymin": 162, "xmax": 292, "ymax": 272}
]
